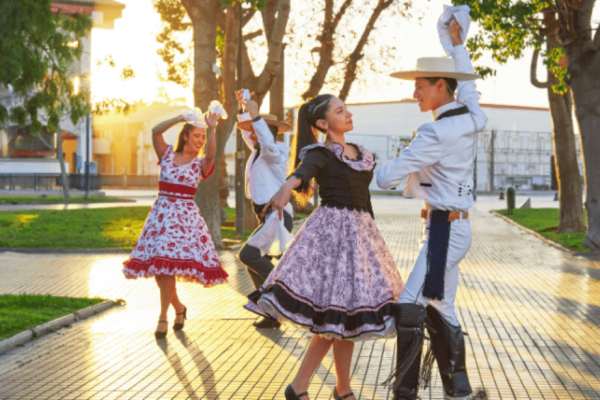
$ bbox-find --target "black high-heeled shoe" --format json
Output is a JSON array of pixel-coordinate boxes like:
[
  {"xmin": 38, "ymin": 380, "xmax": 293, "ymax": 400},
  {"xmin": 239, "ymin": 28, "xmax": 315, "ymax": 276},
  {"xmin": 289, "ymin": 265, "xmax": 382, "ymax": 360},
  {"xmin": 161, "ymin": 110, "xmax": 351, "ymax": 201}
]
[
  {"xmin": 173, "ymin": 306, "xmax": 187, "ymax": 331},
  {"xmin": 155, "ymin": 319, "xmax": 168, "ymax": 339},
  {"xmin": 284, "ymin": 384, "xmax": 308, "ymax": 400},
  {"xmin": 333, "ymin": 387, "xmax": 355, "ymax": 400}
]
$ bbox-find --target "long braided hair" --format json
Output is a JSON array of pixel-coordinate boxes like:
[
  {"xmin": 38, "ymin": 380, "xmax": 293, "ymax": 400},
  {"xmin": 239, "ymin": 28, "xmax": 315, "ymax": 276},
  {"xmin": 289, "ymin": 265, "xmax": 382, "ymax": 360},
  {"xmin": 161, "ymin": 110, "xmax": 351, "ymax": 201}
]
[{"xmin": 289, "ymin": 94, "xmax": 334, "ymax": 207}]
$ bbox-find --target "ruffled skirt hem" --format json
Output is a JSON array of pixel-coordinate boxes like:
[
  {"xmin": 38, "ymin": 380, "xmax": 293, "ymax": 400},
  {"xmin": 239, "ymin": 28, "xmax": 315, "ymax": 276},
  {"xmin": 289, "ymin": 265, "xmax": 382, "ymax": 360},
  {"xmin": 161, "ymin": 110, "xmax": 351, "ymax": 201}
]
[
  {"xmin": 244, "ymin": 284, "xmax": 397, "ymax": 341},
  {"xmin": 123, "ymin": 257, "xmax": 229, "ymax": 287}
]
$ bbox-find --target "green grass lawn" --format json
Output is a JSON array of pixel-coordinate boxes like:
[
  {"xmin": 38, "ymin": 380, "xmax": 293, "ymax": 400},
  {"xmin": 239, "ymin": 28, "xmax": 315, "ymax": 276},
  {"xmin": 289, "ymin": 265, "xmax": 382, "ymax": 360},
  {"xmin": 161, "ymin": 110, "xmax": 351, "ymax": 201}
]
[
  {"xmin": 0, "ymin": 294, "xmax": 105, "ymax": 341},
  {"xmin": 0, "ymin": 206, "xmax": 255, "ymax": 249},
  {"xmin": 0, "ymin": 195, "xmax": 121, "ymax": 204},
  {"xmin": 495, "ymin": 208, "xmax": 589, "ymax": 252},
  {"xmin": 221, "ymin": 207, "xmax": 252, "ymax": 242},
  {"xmin": 0, "ymin": 207, "xmax": 150, "ymax": 248}
]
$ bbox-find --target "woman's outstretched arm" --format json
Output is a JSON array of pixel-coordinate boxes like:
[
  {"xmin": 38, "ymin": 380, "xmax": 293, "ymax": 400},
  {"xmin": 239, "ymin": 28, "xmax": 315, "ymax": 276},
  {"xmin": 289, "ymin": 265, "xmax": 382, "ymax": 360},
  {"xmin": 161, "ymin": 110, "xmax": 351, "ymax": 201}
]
[
  {"xmin": 152, "ymin": 115, "xmax": 185, "ymax": 160},
  {"xmin": 201, "ymin": 112, "xmax": 219, "ymax": 177}
]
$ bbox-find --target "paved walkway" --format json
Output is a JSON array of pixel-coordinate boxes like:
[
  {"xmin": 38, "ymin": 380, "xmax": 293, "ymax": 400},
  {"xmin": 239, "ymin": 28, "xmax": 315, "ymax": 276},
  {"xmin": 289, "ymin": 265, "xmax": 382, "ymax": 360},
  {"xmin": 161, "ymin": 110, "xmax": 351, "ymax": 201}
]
[{"xmin": 1, "ymin": 196, "xmax": 599, "ymax": 399}]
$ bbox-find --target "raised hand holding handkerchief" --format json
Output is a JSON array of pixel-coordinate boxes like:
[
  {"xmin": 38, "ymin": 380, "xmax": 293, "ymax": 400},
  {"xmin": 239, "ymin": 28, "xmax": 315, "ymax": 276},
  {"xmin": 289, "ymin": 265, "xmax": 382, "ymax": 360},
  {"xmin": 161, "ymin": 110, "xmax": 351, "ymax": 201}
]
[
  {"xmin": 438, "ymin": 4, "xmax": 471, "ymax": 56},
  {"xmin": 182, "ymin": 107, "xmax": 207, "ymax": 128},
  {"xmin": 208, "ymin": 100, "xmax": 228, "ymax": 119}
]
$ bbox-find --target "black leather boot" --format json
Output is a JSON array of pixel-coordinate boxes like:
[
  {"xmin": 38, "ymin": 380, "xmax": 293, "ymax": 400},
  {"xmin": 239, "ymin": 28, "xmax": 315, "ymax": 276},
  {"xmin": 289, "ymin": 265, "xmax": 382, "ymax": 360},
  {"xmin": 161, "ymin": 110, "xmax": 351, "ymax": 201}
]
[
  {"xmin": 382, "ymin": 303, "xmax": 426, "ymax": 400},
  {"xmin": 425, "ymin": 306, "xmax": 473, "ymax": 400}
]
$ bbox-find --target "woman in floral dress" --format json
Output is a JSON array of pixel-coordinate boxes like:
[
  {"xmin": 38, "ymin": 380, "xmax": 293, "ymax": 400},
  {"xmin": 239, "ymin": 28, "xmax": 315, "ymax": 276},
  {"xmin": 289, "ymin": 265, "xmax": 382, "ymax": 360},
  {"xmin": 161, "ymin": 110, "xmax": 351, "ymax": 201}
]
[
  {"xmin": 123, "ymin": 108, "xmax": 228, "ymax": 339},
  {"xmin": 245, "ymin": 94, "xmax": 404, "ymax": 400}
]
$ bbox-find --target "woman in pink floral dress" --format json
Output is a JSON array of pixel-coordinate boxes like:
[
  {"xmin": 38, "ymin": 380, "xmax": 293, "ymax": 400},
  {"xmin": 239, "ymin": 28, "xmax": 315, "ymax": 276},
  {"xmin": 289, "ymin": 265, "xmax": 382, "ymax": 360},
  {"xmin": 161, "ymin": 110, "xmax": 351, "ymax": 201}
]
[{"xmin": 123, "ymin": 108, "xmax": 228, "ymax": 339}]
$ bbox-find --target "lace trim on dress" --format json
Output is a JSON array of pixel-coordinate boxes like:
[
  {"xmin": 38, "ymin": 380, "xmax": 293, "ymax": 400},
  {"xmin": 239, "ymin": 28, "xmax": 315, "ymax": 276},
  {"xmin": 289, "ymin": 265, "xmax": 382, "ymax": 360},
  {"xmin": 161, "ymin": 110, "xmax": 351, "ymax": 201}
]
[{"xmin": 298, "ymin": 142, "xmax": 375, "ymax": 172}]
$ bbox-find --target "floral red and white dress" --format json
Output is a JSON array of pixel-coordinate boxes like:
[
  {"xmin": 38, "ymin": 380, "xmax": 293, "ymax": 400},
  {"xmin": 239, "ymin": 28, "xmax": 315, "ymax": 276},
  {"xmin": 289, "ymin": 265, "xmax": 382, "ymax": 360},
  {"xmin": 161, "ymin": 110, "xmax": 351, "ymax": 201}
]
[{"xmin": 123, "ymin": 145, "xmax": 228, "ymax": 286}]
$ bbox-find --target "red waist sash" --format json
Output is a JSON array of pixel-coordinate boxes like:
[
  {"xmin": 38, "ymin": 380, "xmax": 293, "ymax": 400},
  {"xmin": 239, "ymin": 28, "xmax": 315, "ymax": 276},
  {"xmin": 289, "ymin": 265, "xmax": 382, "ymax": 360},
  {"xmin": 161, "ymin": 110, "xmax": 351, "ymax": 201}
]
[{"xmin": 158, "ymin": 181, "xmax": 197, "ymax": 200}]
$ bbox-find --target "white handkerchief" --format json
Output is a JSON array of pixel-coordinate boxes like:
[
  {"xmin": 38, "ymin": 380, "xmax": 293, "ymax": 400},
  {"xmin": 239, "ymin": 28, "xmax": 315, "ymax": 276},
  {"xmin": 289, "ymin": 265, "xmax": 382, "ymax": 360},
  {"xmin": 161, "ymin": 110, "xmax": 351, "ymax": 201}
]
[
  {"xmin": 182, "ymin": 107, "xmax": 202, "ymax": 122},
  {"xmin": 208, "ymin": 100, "xmax": 228, "ymax": 119},
  {"xmin": 438, "ymin": 4, "xmax": 471, "ymax": 56},
  {"xmin": 182, "ymin": 107, "xmax": 207, "ymax": 128},
  {"xmin": 246, "ymin": 209, "xmax": 294, "ymax": 257}
]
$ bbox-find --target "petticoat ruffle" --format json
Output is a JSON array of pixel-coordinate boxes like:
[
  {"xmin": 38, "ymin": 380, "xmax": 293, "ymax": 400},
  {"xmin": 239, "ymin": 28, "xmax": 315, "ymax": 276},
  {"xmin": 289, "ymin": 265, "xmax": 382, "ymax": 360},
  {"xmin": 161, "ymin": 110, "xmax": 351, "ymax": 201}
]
[{"xmin": 123, "ymin": 256, "xmax": 228, "ymax": 287}]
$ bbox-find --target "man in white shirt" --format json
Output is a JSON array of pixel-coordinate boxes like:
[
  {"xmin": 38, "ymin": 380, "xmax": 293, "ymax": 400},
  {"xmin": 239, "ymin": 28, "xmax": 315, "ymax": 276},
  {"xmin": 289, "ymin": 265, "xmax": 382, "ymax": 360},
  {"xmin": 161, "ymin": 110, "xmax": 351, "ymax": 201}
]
[
  {"xmin": 378, "ymin": 20, "xmax": 487, "ymax": 400},
  {"xmin": 236, "ymin": 93, "xmax": 293, "ymax": 330}
]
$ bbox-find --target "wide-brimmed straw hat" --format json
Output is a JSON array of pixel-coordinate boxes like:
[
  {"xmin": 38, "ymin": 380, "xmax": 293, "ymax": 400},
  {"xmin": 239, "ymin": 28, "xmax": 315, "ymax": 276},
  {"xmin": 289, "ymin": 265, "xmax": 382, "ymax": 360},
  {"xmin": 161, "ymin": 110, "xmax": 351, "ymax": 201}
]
[
  {"xmin": 390, "ymin": 57, "xmax": 481, "ymax": 81},
  {"xmin": 237, "ymin": 114, "xmax": 292, "ymax": 133}
]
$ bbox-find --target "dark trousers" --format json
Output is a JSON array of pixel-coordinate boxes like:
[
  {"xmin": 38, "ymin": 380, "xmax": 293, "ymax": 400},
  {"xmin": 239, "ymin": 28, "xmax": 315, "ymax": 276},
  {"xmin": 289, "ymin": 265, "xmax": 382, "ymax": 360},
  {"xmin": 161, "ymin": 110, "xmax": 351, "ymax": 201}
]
[{"xmin": 239, "ymin": 209, "xmax": 293, "ymax": 290}]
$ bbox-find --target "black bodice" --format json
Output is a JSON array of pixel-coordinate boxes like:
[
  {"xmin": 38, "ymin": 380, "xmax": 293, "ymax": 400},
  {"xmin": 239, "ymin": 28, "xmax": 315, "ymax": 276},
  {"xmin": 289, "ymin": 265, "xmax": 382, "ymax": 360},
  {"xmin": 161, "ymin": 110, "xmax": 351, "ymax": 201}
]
[{"xmin": 291, "ymin": 145, "xmax": 375, "ymax": 218}]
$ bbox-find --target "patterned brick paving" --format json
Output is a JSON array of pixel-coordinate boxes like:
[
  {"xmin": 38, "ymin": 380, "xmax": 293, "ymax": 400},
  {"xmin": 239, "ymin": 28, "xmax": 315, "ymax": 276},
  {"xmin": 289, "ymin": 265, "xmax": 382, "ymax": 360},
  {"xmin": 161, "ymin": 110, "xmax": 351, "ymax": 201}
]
[{"xmin": 0, "ymin": 195, "xmax": 599, "ymax": 399}]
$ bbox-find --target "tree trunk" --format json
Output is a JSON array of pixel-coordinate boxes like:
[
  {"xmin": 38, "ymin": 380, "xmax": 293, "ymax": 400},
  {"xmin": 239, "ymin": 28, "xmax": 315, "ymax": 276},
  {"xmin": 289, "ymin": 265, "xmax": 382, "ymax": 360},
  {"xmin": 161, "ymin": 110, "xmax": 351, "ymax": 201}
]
[
  {"xmin": 185, "ymin": 0, "xmax": 239, "ymax": 249},
  {"xmin": 38, "ymin": 129, "xmax": 70, "ymax": 199},
  {"xmin": 539, "ymin": 10, "xmax": 585, "ymax": 233},
  {"xmin": 547, "ymin": 86, "xmax": 585, "ymax": 233},
  {"xmin": 236, "ymin": 0, "xmax": 289, "ymax": 231},
  {"xmin": 561, "ymin": 2, "xmax": 600, "ymax": 249},
  {"xmin": 55, "ymin": 130, "xmax": 70, "ymax": 199},
  {"xmin": 570, "ymin": 58, "xmax": 600, "ymax": 249},
  {"xmin": 270, "ymin": 44, "xmax": 286, "ymax": 121},
  {"xmin": 218, "ymin": 155, "xmax": 229, "ymax": 208}
]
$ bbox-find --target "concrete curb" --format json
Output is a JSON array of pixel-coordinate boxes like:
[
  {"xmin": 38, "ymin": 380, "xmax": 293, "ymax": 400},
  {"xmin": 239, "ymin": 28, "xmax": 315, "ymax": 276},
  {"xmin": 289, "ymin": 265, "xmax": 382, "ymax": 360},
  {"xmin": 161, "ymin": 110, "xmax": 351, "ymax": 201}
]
[
  {"xmin": 491, "ymin": 211, "xmax": 600, "ymax": 258},
  {"xmin": 0, "ymin": 300, "xmax": 115, "ymax": 356}
]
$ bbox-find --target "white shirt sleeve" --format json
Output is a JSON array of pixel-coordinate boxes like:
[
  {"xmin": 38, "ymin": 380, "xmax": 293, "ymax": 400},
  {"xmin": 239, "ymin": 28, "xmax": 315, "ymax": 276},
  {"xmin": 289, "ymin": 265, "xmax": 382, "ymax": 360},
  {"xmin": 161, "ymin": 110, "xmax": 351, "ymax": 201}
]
[
  {"xmin": 253, "ymin": 118, "xmax": 289, "ymax": 165},
  {"xmin": 453, "ymin": 45, "xmax": 488, "ymax": 131},
  {"xmin": 376, "ymin": 124, "xmax": 443, "ymax": 190},
  {"xmin": 238, "ymin": 112, "xmax": 256, "ymax": 149}
]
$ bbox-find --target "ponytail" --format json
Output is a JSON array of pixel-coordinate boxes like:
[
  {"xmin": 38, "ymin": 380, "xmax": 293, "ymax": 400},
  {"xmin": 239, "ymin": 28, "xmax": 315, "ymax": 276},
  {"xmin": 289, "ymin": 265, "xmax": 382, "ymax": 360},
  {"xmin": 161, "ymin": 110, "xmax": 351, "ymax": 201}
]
[{"xmin": 289, "ymin": 94, "xmax": 334, "ymax": 207}]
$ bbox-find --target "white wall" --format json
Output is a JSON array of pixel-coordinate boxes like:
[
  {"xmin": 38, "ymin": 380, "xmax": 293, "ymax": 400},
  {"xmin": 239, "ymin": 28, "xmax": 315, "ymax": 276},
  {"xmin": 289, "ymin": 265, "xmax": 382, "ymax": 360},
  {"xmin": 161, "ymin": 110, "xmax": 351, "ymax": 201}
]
[
  {"xmin": 0, "ymin": 159, "xmax": 69, "ymax": 174},
  {"xmin": 222, "ymin": 100, "xmax": 558, "ymax": 192}
]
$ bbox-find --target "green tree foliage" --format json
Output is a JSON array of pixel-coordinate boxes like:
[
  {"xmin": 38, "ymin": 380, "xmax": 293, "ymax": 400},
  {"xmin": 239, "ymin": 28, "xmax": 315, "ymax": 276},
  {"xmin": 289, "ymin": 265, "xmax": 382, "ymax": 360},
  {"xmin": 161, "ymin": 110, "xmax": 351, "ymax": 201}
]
[
  {"xmin": 0, "ymin": 0, "xmax": 92, "ymax": 134},
  {"xmin": 454, "ymin": 0, "xmax": 570, "ymax": 93}
]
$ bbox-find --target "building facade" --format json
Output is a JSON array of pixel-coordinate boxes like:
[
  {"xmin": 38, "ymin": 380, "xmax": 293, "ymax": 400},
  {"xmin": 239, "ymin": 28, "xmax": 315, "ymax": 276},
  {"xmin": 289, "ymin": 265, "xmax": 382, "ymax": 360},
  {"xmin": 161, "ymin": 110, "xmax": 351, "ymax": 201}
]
[
  {"xmin": 325, "ymin": 99, "xmax": 581, "ymax": 192},
  {"xmin": 0, "ymin": 0, "xmax": 125, "ymax": 176}
]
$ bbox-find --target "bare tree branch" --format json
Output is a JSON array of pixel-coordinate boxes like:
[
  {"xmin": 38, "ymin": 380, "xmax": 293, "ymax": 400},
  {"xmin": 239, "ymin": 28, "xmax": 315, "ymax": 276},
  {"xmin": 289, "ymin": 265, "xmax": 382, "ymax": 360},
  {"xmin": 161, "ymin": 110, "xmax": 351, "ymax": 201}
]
[
  {"xmin": 338, "ymin": 0, "xmax": 395, "ymax": 101},
  {"xmin": 241, "ymin": 40, "xmax": 257, "ymax": 86},
  {"xmin": 262, "ymin": 0, "xmax": 277, "ymax": 41},
  {"xmin": 37, "ymin": 134, "xmax": 57, "ymax": 153},
  {"xmin": 302, "ymin": 0, "xmax": 353, "ymax": 100},
  {"xmin": 256, "ymin": 0, "xmax": 291, "ymax": 94},
  {"xmin": 531, "ymin": 47, "xmax": 558, "ymax": 88},
  {"xmin": 243, "ymin": 30, "xmax": 263, "ymax": 41},
  {"xmin": 242, "ymin": 8, "xmax": 255, "ymax": 25}
]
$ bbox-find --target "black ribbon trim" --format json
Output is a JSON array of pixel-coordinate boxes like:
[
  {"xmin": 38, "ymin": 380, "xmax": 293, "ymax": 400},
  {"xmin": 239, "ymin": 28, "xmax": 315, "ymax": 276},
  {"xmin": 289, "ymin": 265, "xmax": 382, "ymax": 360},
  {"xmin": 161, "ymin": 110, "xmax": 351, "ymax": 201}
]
[
  {"xmin": 436, "ymin": 105, "xmax": 469, "ymax": 121},
  {"xmin": 252, "ymin": 281, "xmax": 396, "ymax": 332}
]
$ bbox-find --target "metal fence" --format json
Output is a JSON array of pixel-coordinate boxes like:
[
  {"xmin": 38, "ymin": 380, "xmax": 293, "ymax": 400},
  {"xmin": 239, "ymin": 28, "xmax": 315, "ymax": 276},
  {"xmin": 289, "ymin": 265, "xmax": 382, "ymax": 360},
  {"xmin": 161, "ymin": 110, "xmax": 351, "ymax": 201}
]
[{"xmin": 0, "ymin": 174, "xmax": 63, "ymax": 191}]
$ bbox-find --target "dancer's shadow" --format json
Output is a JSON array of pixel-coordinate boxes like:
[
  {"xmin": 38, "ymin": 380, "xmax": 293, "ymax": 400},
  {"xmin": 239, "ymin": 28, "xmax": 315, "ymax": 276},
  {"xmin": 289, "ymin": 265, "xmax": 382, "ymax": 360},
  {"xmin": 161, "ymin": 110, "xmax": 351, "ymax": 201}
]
[
  {"xmin": 156, "ymin": 332, "xmax": 217, "ymax": 399},
  {"xmin": 175, "ymin": 331, "xmax": 219, "ymax": 396}
]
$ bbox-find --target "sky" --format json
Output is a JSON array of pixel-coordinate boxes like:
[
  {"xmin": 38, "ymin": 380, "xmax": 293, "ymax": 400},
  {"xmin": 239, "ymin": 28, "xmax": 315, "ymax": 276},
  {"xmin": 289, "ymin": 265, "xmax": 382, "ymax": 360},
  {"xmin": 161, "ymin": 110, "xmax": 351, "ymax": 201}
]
[{"xmin": 91, "ymin": 0, "xmax": 599, "ymax": 111}]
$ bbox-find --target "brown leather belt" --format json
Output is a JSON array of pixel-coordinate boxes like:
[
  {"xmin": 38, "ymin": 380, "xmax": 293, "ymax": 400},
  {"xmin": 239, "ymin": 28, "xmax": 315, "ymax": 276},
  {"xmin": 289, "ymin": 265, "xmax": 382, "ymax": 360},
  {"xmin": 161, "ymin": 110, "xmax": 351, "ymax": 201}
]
[{"xmin": 421, "ymin": 209, "xmax": 468, "ymax": 222}]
